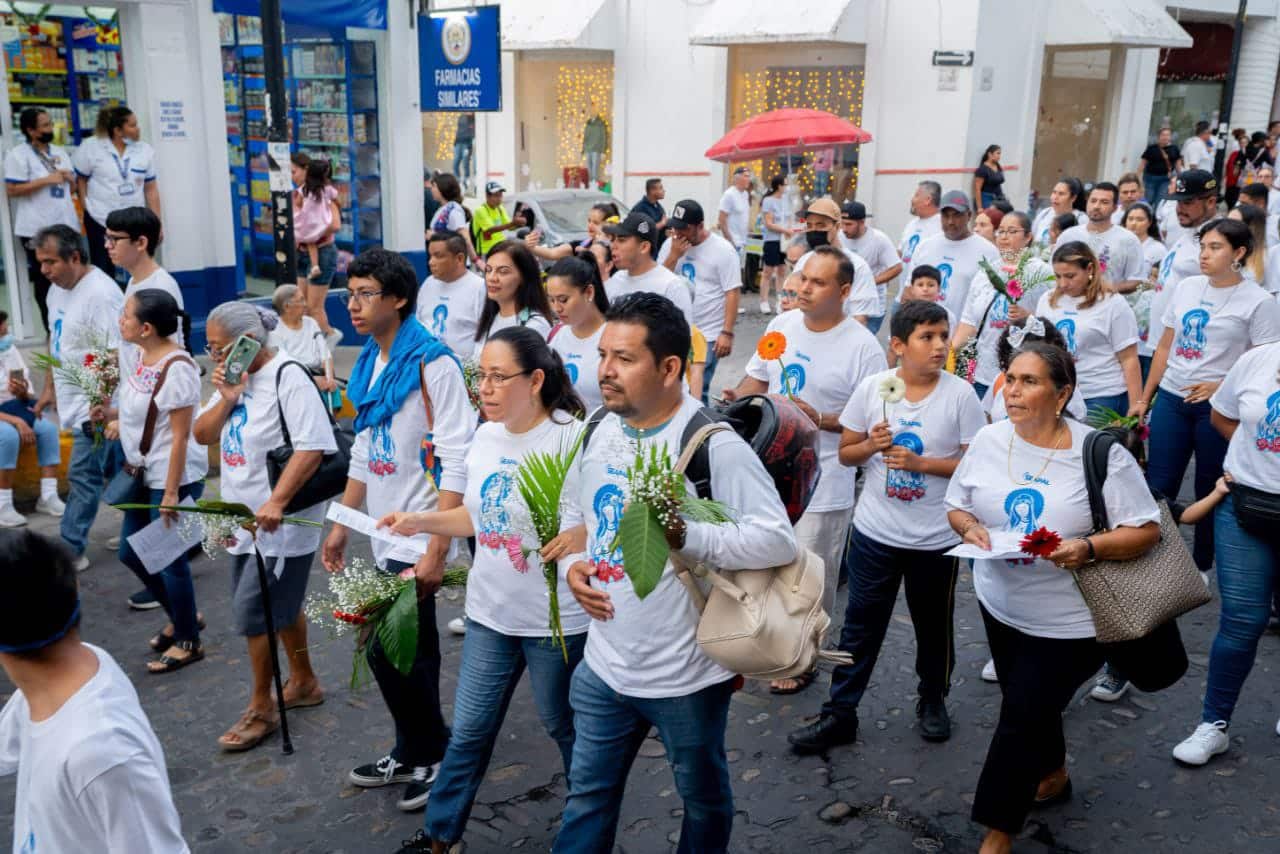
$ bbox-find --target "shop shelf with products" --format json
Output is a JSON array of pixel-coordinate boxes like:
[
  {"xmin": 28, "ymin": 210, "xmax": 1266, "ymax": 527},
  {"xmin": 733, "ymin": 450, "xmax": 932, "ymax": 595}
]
[{"xmin": 64, "ymin": 17, "xmax": 126, "ymax": 142}]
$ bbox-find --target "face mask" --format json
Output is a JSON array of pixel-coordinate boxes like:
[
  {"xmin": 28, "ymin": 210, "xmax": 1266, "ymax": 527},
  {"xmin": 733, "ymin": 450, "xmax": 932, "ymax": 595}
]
[
  {"xmin": 0, "ymin": 335, "xmax": 13, "ymax": 352},
  {"xmin": 805, "ymin": 230, "xmax": 830, "ymax": 250},
  {"xmin": 36, "ymin": 132, "xmax": 53, "ymax": 145}
]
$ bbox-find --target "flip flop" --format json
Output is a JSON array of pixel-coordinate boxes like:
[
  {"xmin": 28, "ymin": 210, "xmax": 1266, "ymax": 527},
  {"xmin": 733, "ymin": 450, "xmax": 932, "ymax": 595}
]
[
  {"xmin": 146, "ymin": 642, "xmax": 205, "ymax": 674},
  {"xmin": 218, "ymin": 709, "xmax": 280, "ymax": 753},
  {"xmin": 770, "ymin": 669, "xmax": 817, "ymax": 695}
]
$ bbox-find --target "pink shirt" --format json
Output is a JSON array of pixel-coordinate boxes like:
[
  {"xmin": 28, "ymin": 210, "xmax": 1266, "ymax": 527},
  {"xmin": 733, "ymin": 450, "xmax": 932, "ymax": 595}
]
[{"xmin": 294, "ymin": 185, "xmax": 338, "ymax": 245}]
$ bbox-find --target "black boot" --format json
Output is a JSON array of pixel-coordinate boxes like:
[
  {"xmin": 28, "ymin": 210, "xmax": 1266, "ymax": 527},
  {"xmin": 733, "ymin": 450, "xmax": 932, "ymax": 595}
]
[
  {"xmin": 917, "ymin": 698, "xmax": 951, "ymax": 742},
  {"xmin": 788, "ymin": 712, "xmax": 858, "ymax": 755}
]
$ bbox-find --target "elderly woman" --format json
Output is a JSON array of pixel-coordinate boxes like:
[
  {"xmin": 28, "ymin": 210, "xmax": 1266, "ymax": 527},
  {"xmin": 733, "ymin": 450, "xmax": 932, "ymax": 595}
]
[
  {"xmin": 945, "ymin": 342, "xmax": 1160, "ymax": 854},
  {"xmin": 268, "ymin": 284, "xmax": 334, "ymax": 390},
  {"xmin": 193, "ymin": 302, "xmax": 337, "ymax": 752}
]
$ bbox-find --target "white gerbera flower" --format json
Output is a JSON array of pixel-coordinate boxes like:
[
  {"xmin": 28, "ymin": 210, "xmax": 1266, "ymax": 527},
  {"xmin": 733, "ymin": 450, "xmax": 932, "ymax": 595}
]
[{"xmin": 877, "ymin": 372, "xmax": 906, "ymax": 405}]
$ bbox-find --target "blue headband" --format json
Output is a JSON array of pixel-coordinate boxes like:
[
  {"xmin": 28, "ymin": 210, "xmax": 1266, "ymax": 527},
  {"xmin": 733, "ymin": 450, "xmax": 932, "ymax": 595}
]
[{"xmin": 0, "ymin": 600, "xmax": 79, "ymax": 654}]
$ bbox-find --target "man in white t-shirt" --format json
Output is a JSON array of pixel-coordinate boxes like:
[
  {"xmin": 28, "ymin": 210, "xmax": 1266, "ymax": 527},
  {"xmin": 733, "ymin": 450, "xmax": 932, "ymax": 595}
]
[
  {"xmin": 30, "ymin": 225, "xmax": 124, "ymax": 571},
  {"xmin": 659, "ymin": 200, "xmax": 741, "ymax": 399},
  {"xmin": 0, "ymin": 530, "xmax": 188, "ymax": 853},
  {"xmin": 717, "ymin": 166, "xmax": 752, "ymax": 253},
  {"xmin": 898, "ymin": 180, "xmax": 943, "ymax": 265},
  {"xmin": 1056, "ymin": 182, "xmax": 1145, "ymax": 293},
  {"xmin": 603, "ymin": 211, "xmax": 693, "ymax": 325},
  {"xmin": 1145, "ymin": 170, "xmax": 1220, "ymax": 364},
  {"xmin": 1180, "ymin": 121, "xmax": 1215, "ymax": 173},
  {"xmin": 323, "ymin": 248, "xmax": 475, "ymax": 812},
  {"xmin": 793, "ymin": 198, "xmax": 879, "ymax": 323},
  {"xmin": 727, "ymin": 245, "xmax": 885, "ymax": 693},
  {"xmin": 1112, "ymin": 173, "xmax": 1143, "ymax": 225},
  {"xmin": 840, "ymin": 201, "xmax": 903, "ymax": 333},
  {"xmin": 559, "ymin": 292, "xmax": 796, "ymax": 853},
  {"xmin": 104, "ymin": 206, "xmax": 186, "ymax": 348},
  {"xmin": 903, "ymin": 190, "xmax": 1000, "ymax": 317},
  {"xmin": 416, "ymin": 231, "xmax": 486, "ymax": 360}
]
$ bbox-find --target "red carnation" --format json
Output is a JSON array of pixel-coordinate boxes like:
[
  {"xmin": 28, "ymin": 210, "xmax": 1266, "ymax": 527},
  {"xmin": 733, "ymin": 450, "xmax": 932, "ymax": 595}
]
[
  {"xmin": 83, "ymin": 353, "xmax": 95, "ymax": 367},
  {"xmin": 333, "ymin": 609, "xmax": 367, "ymax": 625},
  {"xmin": 1020, "ymin": 526, "xmax": 1062, "ymax": 559}
]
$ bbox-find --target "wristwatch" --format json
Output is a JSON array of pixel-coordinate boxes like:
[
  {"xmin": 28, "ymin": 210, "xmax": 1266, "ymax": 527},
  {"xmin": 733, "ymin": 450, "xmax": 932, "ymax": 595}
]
[{"xmin": 1083, "ymin": 537, "xmax": 1097, "ymax": 564}]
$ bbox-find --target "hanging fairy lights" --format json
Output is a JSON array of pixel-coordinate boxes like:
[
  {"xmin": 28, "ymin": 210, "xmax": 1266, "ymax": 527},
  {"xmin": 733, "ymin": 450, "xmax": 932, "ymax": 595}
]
[{"xmin": 555, "ymin": 63, "xmax": 613, "ymax": 171}]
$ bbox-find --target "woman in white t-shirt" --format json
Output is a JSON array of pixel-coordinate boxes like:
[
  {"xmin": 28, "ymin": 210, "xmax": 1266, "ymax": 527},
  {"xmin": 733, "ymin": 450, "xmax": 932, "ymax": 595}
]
[
  {"xmin": 269, "ymin": 284, "xmax": 333, "ymax": 380},
  {"xmin": 759, "ymin": 175, "xmax": 796, "ymax": 314},
  {"xmin": 981, "ymin": 316, "xmax": 1088, "ymax": 425},
  {"xmin": 0, "ymin": 310, "xmax": 62, "ymax": 527},
  {"xmin": 1121, "ymin": 202, "xmax": 1166, "ymax": 379},
  {"xmin": 430, "ymin": 172, "xmax": 482, "ymax": 269},
  {"xmin": 475, "ymin": 240, "xmax": 555, "ymax": 343},
  {"xmin": 379, "ymin": 327, "xmax": 589, "ymax": 848},
  {"xmin": 945, "ymin": 342, "xmax": 1160, "ymax": 852},
  {"xmin": 74, "ymin": 106, "xmax": 159, "ymax": 281},
  {"xmin": 546, "ymin": 256, "xmax": 607, "ymax": 413},
  {"xmin": 194, "ymin": 302, "xmax": 337, "ymax": 753},
  {"xmin": 1170, "ymin": 340, "xmax": 1280, "ymax": 766},
  {"xmin": 1135, "ymin": 218, "xmax": 1280, "ymax": 572},
  {"xmin": 1037, "ymin": 241, "xmax": 1142, "ymax": 415},
  {"xmin": 107, "ymin": 290, "xmax": 208, "ymax": 674}
]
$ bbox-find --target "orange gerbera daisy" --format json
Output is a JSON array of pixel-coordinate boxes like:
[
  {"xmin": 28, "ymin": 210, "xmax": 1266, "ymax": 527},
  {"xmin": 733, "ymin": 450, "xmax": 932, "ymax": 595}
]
[{"xmin": 756, "ymin": 331, "xmax": 787, "ymax": 361}]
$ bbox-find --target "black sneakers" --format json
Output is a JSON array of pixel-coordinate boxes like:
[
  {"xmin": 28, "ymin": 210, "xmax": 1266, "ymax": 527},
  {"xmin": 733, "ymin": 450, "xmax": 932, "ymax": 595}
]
[
  {"xmin": 396, "ymin": 763, "xmax": 440, "ymax": 812},
  {"xmin": 787, "ymin": 712, "xmax": 858, "ymax": 755},
  {"xmin": 394, "ymin": 830, "xmax": 434, "ymax": 853},
  {"xmin": 917, "ymin": 699, "xmax": 951, "ymax": 742},
  {"xmin": 349, "ymin": 755, "xmax": 417, "ymax": 788}
]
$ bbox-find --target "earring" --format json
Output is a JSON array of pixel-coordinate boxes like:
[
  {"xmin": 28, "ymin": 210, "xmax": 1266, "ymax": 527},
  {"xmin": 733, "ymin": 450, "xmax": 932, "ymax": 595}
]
[{"xmin": 1231, "ymin": 260, "xmax": 1243, "ymax": 272}]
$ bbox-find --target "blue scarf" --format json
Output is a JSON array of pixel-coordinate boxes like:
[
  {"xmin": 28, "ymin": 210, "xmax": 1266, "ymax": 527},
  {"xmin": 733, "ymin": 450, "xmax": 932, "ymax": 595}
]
[{"xmin": 348, "ymin": 317, "xmax": 456, "ymax": 434}]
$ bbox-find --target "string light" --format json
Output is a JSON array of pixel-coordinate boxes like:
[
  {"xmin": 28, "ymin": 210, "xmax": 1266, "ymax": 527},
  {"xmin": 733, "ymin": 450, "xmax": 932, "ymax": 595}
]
[
  {"xmin": 432, "ymin": 113, "xmax": 459, "ymax": 164},
  {"xmin": 555, "ymin": 63, "xmax": 613, "ymax": 171},
  {"xmin": 731, "ymin": 67, "xmax": 865, "ymax": 195}
]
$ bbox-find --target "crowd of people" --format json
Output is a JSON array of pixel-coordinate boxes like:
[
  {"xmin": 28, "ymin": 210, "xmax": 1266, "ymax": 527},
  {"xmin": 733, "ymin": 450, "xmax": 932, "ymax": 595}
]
[{"xmin": 2, "ymin": 113, "xmax": 1280, "ymax": 854}]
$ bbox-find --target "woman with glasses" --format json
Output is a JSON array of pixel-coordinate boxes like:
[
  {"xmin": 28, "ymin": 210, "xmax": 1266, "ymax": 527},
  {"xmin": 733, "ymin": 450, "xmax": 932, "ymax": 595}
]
[
  {"xmin": 475, "ymin": 240, "xmax": 555, "ymax": 343},
  {"xmin": 381, "ymin": 326, "xmax": 588, "ymax": 851},
  {"xmin": 193, "ymin": 302, "xmax": 335, "ymax": 752},
  {"xmin": 951, "ymin": 211, "xmax": 1053, "ymax": 400}
]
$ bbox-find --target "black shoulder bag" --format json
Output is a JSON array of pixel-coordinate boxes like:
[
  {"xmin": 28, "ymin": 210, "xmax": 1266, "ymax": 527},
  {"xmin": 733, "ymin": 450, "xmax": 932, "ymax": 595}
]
[{"xmin": 266, "ymin": 361, "xmax": 353, "ymax": 513}]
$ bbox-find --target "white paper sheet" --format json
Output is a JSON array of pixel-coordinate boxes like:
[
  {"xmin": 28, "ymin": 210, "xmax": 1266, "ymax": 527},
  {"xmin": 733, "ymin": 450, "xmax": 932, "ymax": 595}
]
[
  {"xmin": 945, "ymin": 529, "xmax": 1028, "ymax": 560},
  {"xmin": 326, "ymin": 503, "xmax": 428, "ymax": 557},
  {"xmin": 126, "ymin": 497, "xmax": 205, "ymax": 574}
]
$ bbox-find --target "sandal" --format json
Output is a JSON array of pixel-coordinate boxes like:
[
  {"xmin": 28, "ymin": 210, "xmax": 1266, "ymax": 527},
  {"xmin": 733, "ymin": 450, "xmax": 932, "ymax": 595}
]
[
  {"xmin": 770, "ymin": 669, "xmax": 817, "ymax": 695},
  {"xmin": 148, "ymin": 614, "xmax": 207, "ymax": 652},
  {"xmin": 218, "ymin": 709, "xmax": 280, "ymax": 753},
  {"xmin": 147, "ymin": 641, "xmax": 205, "ymax": 674},
  {"xmin": 282, "ymin": 679, "xmax": 325, "ymax": 710}
]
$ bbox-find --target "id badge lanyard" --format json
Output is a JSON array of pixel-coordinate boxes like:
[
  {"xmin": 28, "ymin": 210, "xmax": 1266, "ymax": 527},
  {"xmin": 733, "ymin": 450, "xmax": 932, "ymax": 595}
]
[
  {"xmin": 33, "ymin": 144, "xmax": 65, "ymax": 199},
  {"xmin": 111, "ymin": 149, "xmax": 136, "ymax": 197}
]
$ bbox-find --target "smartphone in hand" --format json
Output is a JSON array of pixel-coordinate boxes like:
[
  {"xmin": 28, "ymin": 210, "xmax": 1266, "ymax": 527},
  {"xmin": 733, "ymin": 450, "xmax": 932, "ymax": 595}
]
[{"xmin": 222, "ymin": 335, "xmax": 262, "ymax": 386}]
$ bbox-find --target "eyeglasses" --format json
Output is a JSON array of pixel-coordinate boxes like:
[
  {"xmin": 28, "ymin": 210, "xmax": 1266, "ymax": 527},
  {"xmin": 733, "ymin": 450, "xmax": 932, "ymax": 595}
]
[
  {"xmin": 475, "ymin": 369, "xmax": 530, "ymax": 387},
  {"xmin": 104, "ymin": 233, "xmax": 131, "ymax": 247},
  {"xmin": 205, "ymin": 343, "xmax": 229, "ymax": 361},
  {"xmin": 346, "ymin": 289, "xmax": 384, "ymax": 305},
  {"xmin": 994, "ymin": 229, "xmax": 1026, "ymax": 237}
]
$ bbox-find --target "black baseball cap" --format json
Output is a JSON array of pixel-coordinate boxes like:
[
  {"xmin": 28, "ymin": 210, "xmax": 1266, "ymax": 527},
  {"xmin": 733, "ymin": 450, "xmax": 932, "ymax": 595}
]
[
  {"xmin": 1166, "ymin": 169, "xmax": 1218, "ymax": 200},
  {"xmin": 667, "ymin": 200, "xmax": 705, "ymax": 229},
  {"xmin": 841, "ymin": 201, "xmax": 871, "ymax": 220},
  {"xmin": 603, "ymin": 211, "xmax": 659, "ymax": 244}
]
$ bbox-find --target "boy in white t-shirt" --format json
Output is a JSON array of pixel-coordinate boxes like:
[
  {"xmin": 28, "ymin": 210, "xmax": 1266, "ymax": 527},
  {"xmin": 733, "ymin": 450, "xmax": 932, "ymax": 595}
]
[
  {"xmin": 789, "ymin": 300, "xmax": 985, "ymax": 755},
  {"xmin": 0, "ymin": 530, "xmax": 188, "ymax": 853}
]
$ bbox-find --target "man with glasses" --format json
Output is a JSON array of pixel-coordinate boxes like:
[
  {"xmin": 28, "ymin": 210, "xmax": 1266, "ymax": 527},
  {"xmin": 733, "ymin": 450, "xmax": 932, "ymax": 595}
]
[
  {"xmin": 1056, "ymin": 182, "xmax": 1146, "ymax": 294},
  {"xmin": 322, "ymin": 248, "xmax": 475, "ymax": 812},
  {"xmin": 105, "ymin": 207, "xmax": 186, "ymax": 347}
]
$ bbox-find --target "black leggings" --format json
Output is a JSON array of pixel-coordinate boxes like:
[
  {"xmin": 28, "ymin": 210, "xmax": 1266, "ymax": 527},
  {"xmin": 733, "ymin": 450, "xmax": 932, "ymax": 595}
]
[
  {"xmin": 83, "ymin": 212, "xmax": 121, "ymax": 284},
  {"xmin": 22, "ymin": 244, "xmax": 51, "ymax": 333}
]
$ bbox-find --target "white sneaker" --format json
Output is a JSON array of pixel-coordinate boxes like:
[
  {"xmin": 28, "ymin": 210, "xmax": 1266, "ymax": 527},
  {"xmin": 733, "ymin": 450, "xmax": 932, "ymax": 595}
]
[
  {"xmin": 447, "ymin": 617, "xmax": 466, "ymax": 636},
  {"xmin": 737, "ymin": 305, "xmax": 746, "ymax": 315},
  {"xmin": 72, "ymin": 555, "xmax": 90, "ymax": 573},
  {"xmin": 36, "ymin": 494, "xmax": 65, "ymax": 517},
  {"xmin": 759, "ymin": 301, "xmax": 772, "ymax": 314},
  {"xmin": 105, "ymin": 535, "xmax": 120, "ymax": 549},
  {"xmin": 1090, "ymin": 672, "xmax": 1130, "ymax": 703},
  {"xmin": 0, "ymin": 506, "xmax": 27, "ymax": 528},
  {"xmin": 1172, "ymin": 721, "xmax": 1229, "ymax": 766},
  {"xmin": 981, "ymin": 658, "xmax": 998, "ymax": 683}
]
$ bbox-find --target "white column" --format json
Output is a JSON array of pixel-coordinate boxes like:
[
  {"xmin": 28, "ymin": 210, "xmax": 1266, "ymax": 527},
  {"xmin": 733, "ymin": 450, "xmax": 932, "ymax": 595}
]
[
  {"xmin": 1234, "ymin": 16, "xmax": 1280, "ymax": 133},
  {"xmin": 376, "ymin": 2, "xmax": 426, "ymax": 271},
  {"xmin": 1099, "ymin": 48, "xmax": 1160, "ymax": 182}
]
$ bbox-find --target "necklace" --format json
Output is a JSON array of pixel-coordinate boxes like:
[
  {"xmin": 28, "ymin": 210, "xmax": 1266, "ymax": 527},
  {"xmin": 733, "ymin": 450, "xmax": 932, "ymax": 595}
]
[{"xmin": 1007, "ymin": 421, "xmax": 1067, "ymax": 486}]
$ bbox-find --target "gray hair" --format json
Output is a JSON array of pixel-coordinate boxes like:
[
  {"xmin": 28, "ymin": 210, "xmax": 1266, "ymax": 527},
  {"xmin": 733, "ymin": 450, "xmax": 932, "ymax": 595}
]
[
  {"xmin": 32, "ymin": 224, "xmax": 86, "ymax": 263},
  {"xmin": 271, "ymin": 284, "xmax": 300, "ymax": 313},
  {"xmin": 919, "ymin": 180, "xmax": 942, "ymax": 207},
  {"xmin": 206, "ymin": 301, "xmax": 278, "ymax": 343}
]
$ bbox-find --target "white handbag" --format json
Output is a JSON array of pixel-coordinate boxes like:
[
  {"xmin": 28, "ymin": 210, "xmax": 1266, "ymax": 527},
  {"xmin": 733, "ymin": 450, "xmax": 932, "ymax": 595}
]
[{"xmin": 671, "ymin": 424, "xmax": 851, "ymax": 681}]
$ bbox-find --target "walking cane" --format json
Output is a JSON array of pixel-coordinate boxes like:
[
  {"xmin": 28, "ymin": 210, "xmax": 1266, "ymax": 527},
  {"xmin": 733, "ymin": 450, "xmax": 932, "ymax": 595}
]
[{"xmin": 251, "ymin": 540, "xmax": 294, "ymax": 755}]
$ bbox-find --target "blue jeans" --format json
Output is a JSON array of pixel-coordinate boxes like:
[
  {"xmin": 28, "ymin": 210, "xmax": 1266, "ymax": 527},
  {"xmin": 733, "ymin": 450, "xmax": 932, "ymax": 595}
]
[
  {"xmin": 553, "ymin": 662, "xmax": 736, "ymax": 854},
  {"xmin": 425, "ymin": 621, "xmax": 585, "ymax": 843},
  {"xmin": 1203, "ymin": 497, "xmax": 1280, "ymax": 724},
  {"xmin": 1145, "ymin": 391, "xmax": 1227, "ymax": 569},
  {"xmin": 118, "ymin": 482, "xmax": 204, "ymax": 643},
  {"xmin": 972, "ymin": 381, "xmax": 989, "ymax": 401},
  {"xmin": 823, "ymin": 527, "xmax": 958, "ymax": 718},
  {"xmin": 61, "ymin": 432, "xmax": 123, "ymax": 556},
  {"xmin": 1084, "ymin": 392, "xmax": 1129, "ymax": 419},
  {"xmin": 452, "ymin": 141, "xmax": 472, "ymax": 183},
  {"xmin": 297, "ymin": 241, "xmax": 337, "ymax": 287},
  {"xmin": 815, "ymin": 171, "xmax": 831, "ymax": 197},
  {"xmin": 1144, "ymin": 175, "xmax": 1170, "ymax": 206},
  {"xmin": 1139, "ymin": 355, "xmax": 1152, "ymax": 385},
  {"xmin": 865, "ymin": 314, "xmax": 885, "ymax": 335},
  {"xmin": 701, "ymin": 348, "xmax": 720, "ymax": 404},
  {"xmin": 585, "ymin": 151, "xmax": 603, "ymax": 185},
  {"xmin": 0, "ymin": 417, "xmax": 60, "ymax": 469}
]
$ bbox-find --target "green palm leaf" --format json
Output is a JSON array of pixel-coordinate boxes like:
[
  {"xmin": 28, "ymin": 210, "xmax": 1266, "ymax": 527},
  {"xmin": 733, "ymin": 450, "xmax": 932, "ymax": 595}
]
[
  {"xmin": 110, "ymin": 500, "xmax": 322, "ymax": 527},
  {"xmin": 619, "ymin": 503, "xmax": 669, "ymax": 600},
  {"xmin": 375, "ymin": 581, "xmax": 420, "ymax": 676}
]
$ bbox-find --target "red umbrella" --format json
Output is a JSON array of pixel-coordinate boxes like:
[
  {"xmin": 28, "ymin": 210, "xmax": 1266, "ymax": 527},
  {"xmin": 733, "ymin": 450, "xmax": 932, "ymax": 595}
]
[{"xmin": 704, "ymin": 108, "xmax": 872, "ymax": 163}]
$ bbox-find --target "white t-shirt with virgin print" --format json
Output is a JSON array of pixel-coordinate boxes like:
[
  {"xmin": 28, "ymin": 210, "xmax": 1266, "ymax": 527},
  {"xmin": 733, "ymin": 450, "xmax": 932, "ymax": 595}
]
[
  {"xmin": 1143, "ymin": 229, "xmax": 1201, "ymax": 357},
  {"xmin": 1158, "ymin": 275, "xmax": 1280, "ymax": 398},
  {"xmin": 347, "ymin": 352, "xmax": 476, "ymax": 568},
  {"xmin": 461, "ymin": 413, "xmax": 590, "ymax": 637},
  {"xmin": 1034, "ymin": 291, "xmax": 1139, "ymax": 399},
  {"xmin": 1211, "ymin": 341, "xmax": 1280, "ymax": 493},
  {"xmin": 842, "ymin": 370, "xmax": 986, "ymax": 550},
  {"xmin": 945, "ymin": 419, "xmax": 1160, "ymax": 639},
  {"xmin": 903, "ymin": 233, "xmax": 1000, "ymax": 319}
]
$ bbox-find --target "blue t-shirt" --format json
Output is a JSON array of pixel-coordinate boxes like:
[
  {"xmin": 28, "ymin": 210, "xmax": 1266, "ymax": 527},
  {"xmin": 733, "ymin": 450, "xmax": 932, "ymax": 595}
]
[{"xmin": 632, "ymin": 197, "xmax": 664, "ymax": 225}]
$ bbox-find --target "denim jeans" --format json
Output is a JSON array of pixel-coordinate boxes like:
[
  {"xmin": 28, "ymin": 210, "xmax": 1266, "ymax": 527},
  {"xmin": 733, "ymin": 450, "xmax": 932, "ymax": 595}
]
[
  {"xmin": 1202, "ymin": 497, "xmax": 1280, "ymax": 723},
  {"xmin": 585, "ymin": 151, "xmax": 603, "ymax": 185},
  {"xmin": 553, "ymin": 662, "xmax": 736, "ymax": 854},
  {"xmin": 452, "ymin": 141, "xmax": 472, "ymax": 184},
  {"xmin": 0, "ymin": 417, "xmax": 60, "ymax": 469},
  {"xmin": 1139, "ymin": 355, "xmax": 1152, "ymax": 385},
  {"xmin": 823, "ymin": 527, "xmax": 959, "ymax": 718},
  {"xmin": 865, "ymin": 314, "xmax": 885, "ymax": 335},
  {"xmin": 1144, "ymin": 175, "xmax": 1171, "ymax": 206},
  {"xmin": 1145, "ymin": 391, "xmax": 1227, "ymax": 569},
  {"xmin": 425, "ymin": 621, "xmax": 585, "ymax": 843},
  {"xmin": 118, "ymin": 482, "xmax": 204, "ymax": 642},
  {"xmin": 701, "ymin": 349, "xmax": 720, "ymax": 404},
  {"xmin": 1085, "ymin": 392, "xmax": 1129, "ymax": 420},
  {"xmin": 61, "ymin": 433, "xmax": 123, "ymax": 556},
  {"xmin": 972, "ymin": 381, "xmax": 989, "ymax": 402},
  {"xmin": 368, "ymin": 559, "xmax": 449, "ymax": 767}
]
